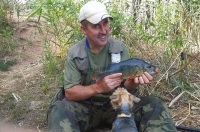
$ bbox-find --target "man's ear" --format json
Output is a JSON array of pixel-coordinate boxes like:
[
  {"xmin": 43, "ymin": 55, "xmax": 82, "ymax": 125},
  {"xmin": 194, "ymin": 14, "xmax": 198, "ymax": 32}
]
[{"xmin": 81, "ymin": 25, "xmax": 87, "ymax": 35}]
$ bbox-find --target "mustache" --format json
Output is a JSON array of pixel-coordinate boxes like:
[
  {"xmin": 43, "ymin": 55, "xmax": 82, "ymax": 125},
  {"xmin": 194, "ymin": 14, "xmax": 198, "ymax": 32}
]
[{"xmin": 97, "ymin": 33, "xmax": 109, "ymax": 38}]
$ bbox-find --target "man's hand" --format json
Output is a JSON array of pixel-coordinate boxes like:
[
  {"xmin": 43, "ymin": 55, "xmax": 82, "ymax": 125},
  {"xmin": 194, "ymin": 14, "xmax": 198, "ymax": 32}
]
[
  {"xmin": 65, "ymin": 73, "xmax": 123, "ymax": 101},
  {"xmin": 96, "ymin": 73, "xmax": 123, "ymax": 93},
  {"xmin": 125, "ymin": 68, "xmax": 158, "ymax": 91},
  {"xmin": 134, "ymin": 72, "xmax": 153, "ymax": 84}
]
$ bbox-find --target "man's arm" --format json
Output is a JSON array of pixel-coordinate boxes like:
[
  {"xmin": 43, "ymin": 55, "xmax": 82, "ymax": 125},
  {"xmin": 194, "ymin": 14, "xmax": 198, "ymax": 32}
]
[
  {"xmin": 65, "ymin": 84, "xmax": 99, "ymax": 101},
  {"xmin": 65, "ymin": 73, "xmax": 123, "ymax": 101}
]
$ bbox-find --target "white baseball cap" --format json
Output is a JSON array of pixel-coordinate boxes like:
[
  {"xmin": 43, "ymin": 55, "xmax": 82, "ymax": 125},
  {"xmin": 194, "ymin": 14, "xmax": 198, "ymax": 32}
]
[{"xmin": 78, "ymin": 1, "xmax": 113, "ymax": 24}]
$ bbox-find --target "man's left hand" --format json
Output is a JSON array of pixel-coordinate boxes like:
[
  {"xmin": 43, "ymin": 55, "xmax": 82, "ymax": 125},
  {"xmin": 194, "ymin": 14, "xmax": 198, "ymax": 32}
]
[
  {"xmin": 124, "ymin": 69, "xmax": 158, "ymax": 91},
  {"xmin": 134, "ymin": 72, "xmax": 153, "ymax": 84}
]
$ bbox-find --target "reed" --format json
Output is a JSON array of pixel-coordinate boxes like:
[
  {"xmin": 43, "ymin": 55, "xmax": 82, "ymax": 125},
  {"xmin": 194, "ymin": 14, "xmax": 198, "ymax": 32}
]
[
  {"xmin": 27, "ymin": 0, "xmax": 199, "ymax": 94},
  {"xmin": 0, "ymin": 0, "xmax": 16, "ymax": 57}
]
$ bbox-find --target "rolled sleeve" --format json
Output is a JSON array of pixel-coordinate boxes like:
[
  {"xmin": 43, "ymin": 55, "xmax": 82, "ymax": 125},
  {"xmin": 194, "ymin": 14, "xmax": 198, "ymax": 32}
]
[{"xmin": 64, "ymin": 56, "xmax": 81, "ymax": 89}]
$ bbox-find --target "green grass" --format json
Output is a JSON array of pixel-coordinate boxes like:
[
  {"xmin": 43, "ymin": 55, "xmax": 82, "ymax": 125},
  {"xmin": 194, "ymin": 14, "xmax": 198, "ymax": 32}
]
[
  {"xmin": 0, "ymin": 0, "xmax": 16, "ymax": 57},
  {"xmin": 27, "ymin": 0, "xmax": 199, "ymax": 94},
  {"xmin": 0, "ymin": 59, "xmax": 17, "ymax": 71},
  {"xmin": 0, "ymin": 93, "xmax": 24, "ymax": 120}
]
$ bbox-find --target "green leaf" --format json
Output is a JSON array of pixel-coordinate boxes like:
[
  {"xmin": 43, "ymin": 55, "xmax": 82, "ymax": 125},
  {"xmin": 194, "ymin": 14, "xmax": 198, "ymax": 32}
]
[{"xmin": 26, "ymin": 6, "xmax": 42, "ymax": 21}]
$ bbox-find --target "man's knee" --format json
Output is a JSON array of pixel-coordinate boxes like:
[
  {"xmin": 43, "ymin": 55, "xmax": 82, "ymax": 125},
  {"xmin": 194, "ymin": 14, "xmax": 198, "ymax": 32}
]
[
  {"xmin": 47, "ymin": 100, "xmax": 95, "ymax": 132},
  {"xmin": 135, "ymin": 96, "xmax": 163, "ymax": 107},
  {"xmin": 133, "ymin": 96, "xmax": 177, "ymax": 131},
  {"xmin": 48, "ymin": 101, "xmax": 67, "ymax": 120},
  {"xmin": 135, "ymin": 96, "xmax": 171, "ymax": 117},
  {"xmin": 47, "ymin": 101, "xmax": 79, "ymax": 132}
]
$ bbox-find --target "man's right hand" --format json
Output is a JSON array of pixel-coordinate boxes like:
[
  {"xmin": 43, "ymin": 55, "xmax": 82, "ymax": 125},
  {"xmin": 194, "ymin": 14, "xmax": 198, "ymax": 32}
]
[
  {"xmin": 95, "ymin": 73, "xmax": 123, "ymax": 93},
  {"xmin": 65, "ymin": 73, "xmax": 123, "ymax": 101}
]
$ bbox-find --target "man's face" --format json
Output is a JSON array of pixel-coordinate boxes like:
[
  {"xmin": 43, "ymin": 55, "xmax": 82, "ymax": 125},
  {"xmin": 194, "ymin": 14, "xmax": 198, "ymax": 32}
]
[{"xmin": 81, "ymin": 18, "xmax": 110, "ymax": 47}]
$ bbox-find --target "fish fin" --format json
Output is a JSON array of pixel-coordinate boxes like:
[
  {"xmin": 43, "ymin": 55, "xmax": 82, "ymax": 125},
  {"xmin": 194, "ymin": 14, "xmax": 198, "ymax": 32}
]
[
  {"xmin": 132, "ymin": 71, "xmax": 138, "ymax": 77},
  {"xmin": 127, "ymin": 77, "xmax": 133, "ymax": 81},
  {"xmin": 127, "ymin": 71, "xmax": 138, "ymax": 81},
  {"xmin": 96, "ymin": 79, "xmax": 103, "ymax": 85},
  {"xmin": 96, "ymin": 76, "xmax": 103, "ymax": 84}
]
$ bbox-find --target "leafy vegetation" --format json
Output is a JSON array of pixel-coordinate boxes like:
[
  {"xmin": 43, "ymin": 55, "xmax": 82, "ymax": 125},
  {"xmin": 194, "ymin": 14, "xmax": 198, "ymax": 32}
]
[
  {"xmin": 0, "ymin": 59, "xmax": 17, "ymax": 71},
  {"xmin": 26, "ymin": 0, "xmax": 86, "ymax": 91},
  {"xmin": 0, "ymin": 0, "xmax": 16, "ymax": 57},
  {"xmin": 27, "ymin": 0, "xmax": 199, "ymax": 94}
]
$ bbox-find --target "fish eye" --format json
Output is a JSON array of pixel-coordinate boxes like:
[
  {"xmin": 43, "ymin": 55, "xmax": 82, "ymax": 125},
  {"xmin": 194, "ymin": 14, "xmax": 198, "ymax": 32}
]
[{"xmin": 147, "ymin": 65, "xmax": 152, "ymax": 68}]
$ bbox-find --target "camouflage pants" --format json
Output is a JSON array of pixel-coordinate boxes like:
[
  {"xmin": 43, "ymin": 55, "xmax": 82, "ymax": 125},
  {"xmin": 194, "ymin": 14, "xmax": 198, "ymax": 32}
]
[{"xmin": 47, "ymin": 96, "xmax": 177, "ymax": 132}]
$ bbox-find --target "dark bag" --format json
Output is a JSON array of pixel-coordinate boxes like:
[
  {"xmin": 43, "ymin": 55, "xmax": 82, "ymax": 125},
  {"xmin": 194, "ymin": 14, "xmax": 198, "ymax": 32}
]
[{"xmin": 50, "ymin": 86, "xmax": 65, "ymax": 104}]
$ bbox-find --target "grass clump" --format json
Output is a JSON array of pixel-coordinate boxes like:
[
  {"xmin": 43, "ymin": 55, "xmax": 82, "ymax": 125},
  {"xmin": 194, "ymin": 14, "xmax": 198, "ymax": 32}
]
[
  {"xmin": 0, "ymin": 59, "xmax": 17, "ymax": 71},
  {"xmin": 0, "ymin": 0, "xmax": 16, "ymax": 57},
  {"xmin": 0, "ymin": 93, "xmax": 27, "ymax": 121}
]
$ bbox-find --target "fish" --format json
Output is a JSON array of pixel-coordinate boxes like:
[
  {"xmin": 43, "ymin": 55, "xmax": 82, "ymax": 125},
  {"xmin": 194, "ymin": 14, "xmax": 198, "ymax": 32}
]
[{"xmin": 96, "ymin": 58, "xmax": 157, "ymax": 83}]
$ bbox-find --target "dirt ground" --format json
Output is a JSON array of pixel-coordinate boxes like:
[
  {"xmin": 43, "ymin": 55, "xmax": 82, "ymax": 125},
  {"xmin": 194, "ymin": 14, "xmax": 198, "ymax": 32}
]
[
  {"xmin": 0, "ymin": 15, "xmax": 200, "ymax": 132},
  {"xmin": 0, "ymin": 15, "xmax": 54, "ymax": 132}
]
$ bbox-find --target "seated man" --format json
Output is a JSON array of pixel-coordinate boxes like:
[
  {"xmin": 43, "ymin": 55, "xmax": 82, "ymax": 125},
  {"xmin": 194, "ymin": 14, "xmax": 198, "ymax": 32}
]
[{"xmin": 47, "ymin": 1, "xmax": 177, "ymax": 132}]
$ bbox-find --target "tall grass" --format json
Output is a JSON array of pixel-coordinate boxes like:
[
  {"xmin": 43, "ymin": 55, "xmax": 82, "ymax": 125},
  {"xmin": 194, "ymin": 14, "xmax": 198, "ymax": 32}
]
[
  {"xmin": 28, "ymin": 0, "xmax": 199, "ymax": 94},
  {"xmin": 27, "ymin": 0, "xmax": 85, "ymax": 91},
  {"xmin": 0, "ymin": 0, "xmax": 15, "ymax": 58},
  {"xmin": 107, "ymin": 0, "xmax": 200, "ymax": 94}
]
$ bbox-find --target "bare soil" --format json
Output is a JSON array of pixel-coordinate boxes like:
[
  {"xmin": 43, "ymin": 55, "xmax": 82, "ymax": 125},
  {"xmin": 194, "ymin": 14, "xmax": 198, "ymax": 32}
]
[
  {"xmin": 0, "ymin": 15, "xmax": 57, "ymax": 132},
  {"xmin": 0, "ymin": 15, "xmax": 200, "ymax": 132}
]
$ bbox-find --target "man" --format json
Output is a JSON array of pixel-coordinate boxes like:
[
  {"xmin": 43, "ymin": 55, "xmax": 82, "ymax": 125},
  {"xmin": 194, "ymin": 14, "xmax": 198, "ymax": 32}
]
[{"xmin": 48, "ymin": 1, "xmax": 177, "ymax": 132}]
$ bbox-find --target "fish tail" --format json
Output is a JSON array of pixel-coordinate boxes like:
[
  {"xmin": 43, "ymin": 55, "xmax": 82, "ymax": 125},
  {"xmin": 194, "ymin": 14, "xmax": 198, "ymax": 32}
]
[
  {"xmin": 96, "ymin": 80, "xmax": 103, "ymax": 85},
  {"xmin": 96, "ymin": 76, "xmax": 102, "ymax": 84}
]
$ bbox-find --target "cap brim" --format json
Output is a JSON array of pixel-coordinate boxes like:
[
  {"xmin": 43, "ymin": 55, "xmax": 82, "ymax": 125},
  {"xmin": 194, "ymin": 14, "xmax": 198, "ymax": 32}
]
[{"xmin": 86, "ymin": 13, "xmax": 113, "ymax": 24}]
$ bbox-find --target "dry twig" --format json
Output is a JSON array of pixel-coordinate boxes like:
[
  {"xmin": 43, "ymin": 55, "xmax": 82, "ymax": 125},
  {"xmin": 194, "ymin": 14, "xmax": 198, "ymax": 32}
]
[
  {"xmin": 37, "ymin": 125, "xmax": 41, "ymax": 132},
  {"xmin": 172, "ymin": 107, "xmax": 188, "ymax": 118},
  {"xmin": 150, "ymin": 49, "xmax": 184, "ymax": 95},
  {"xmin": 169, "ymin": 91, "xmax": 200, "ymax": 107},
  {"xmin": 175, "ymin": 103, "xmax": 191, "ymax": 126},
  {"xmin": 169, "ymin": 91, "xmax": 185, "ymax": 107}
]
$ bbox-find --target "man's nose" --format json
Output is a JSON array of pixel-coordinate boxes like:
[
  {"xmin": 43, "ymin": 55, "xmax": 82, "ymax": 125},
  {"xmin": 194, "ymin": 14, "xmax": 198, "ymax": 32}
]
[{"xmin": 100, "ymin": 26, "xmax": 107, "ymax": 34}]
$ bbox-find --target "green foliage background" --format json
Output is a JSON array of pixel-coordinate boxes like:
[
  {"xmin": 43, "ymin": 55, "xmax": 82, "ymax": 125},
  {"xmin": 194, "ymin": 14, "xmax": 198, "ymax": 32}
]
[
  {"xmin": 19, "ymin": 0, "xmax": 200, "ymax": 94},
  {"xmin": 0, "ymin": 0, "xmax": 199, "ymax": 129},
  {"xmin": 0, "ymin": 0, "xmax": 18, "ymax": 71},
  {"xmin": 0, "ymin": 0, "xmax": 15, "ymax": 56}
]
